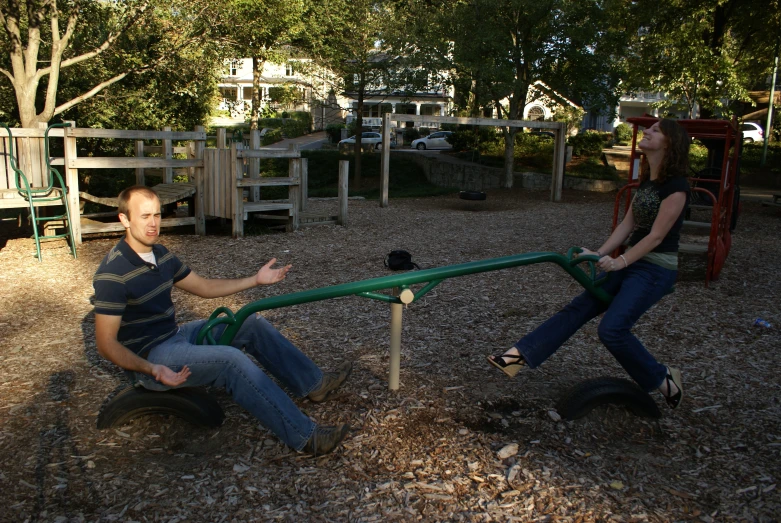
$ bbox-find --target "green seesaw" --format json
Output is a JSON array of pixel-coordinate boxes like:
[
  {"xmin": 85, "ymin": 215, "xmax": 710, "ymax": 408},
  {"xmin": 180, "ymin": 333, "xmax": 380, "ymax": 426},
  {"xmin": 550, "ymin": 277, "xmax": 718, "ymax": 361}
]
[{"xmin": 197, "ymin": 248, "xmax": 610, "ymax": 391}]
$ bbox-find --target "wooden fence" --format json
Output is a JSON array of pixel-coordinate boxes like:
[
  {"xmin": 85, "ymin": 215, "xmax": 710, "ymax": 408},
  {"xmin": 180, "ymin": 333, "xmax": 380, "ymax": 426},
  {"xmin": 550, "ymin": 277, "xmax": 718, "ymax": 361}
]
[{"xmin": 0, "ymin": 125, "xmax": 347, "ymax": 241}]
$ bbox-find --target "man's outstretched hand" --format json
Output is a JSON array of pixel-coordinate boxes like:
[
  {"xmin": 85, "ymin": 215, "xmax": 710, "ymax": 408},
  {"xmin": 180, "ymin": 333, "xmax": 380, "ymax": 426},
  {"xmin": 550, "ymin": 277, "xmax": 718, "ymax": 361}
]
[
  {"xmin": 152, "ymin": 364, "xmax": 191, "ymax": 387},
  {"xmin": 255, "ymin": 258, "xmax": 292, "ymax": 286}
]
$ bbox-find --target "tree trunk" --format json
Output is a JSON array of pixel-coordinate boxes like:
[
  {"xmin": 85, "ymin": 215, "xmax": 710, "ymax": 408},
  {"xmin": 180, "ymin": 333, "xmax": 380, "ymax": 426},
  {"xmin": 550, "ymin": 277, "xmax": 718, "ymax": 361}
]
[
  {"xmin": 250, "ymin": 56, "xmax": 266, "ymax": 130},
  {"xmin": 353, "ymin": 72, "xmax": 365, "ymax": 188},
  {"xmin": 502, "ymin": 129, "xmax": 517, "ymax": 188}
]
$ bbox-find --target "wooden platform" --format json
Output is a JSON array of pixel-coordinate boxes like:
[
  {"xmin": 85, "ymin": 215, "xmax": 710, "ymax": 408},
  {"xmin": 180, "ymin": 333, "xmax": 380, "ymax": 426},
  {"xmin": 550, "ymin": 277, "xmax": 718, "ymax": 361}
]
[
  {"xmin": 0, "ymin": 188, "xmax": 65, "ymax": 209},
  {"xmin": 79, "ymin": 182, "xmax": 196, "ymax": 208}
]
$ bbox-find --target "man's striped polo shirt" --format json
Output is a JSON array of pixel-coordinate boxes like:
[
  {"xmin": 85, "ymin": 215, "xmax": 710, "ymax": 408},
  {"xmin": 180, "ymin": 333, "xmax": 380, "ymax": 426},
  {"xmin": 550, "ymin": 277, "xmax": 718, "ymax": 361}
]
[{"xmin": 93, "ymin": 238, "xmax": 191, "ymax": 356}]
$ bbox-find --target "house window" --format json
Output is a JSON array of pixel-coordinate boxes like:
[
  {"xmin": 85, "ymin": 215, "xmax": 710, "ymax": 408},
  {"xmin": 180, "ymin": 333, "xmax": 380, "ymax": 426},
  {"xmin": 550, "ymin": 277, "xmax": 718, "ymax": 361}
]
[
  {"xmin": 226, "ymin": 60, "xmax": 239, "ymax": 76},
  {"xmin": 219, "ymin": 87, "xmax": 238, "ymax": 100},
  {"xmin": 285, "ymin": 62, "xmax": 295, "ymax": 76},
  {"xmin": 527, "ymin": 105, "xmax": 545, "ymax": 121},
  {"xmin": 243, "ymin": 87, "xmax": 253, "ymax": 100}
]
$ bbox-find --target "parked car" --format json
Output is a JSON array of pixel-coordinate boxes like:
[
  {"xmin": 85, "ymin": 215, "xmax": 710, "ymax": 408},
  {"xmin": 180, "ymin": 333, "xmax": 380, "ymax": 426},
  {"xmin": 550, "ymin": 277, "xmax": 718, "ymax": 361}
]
[
  {"xmin": 411, "ymin": 131, "xmax": 453, "ymax": 150},
  {"xmin": 741, "ymin": 122, "xmax": 764, "ymax": 143},
  {"xmin": 339, "ymin": 131, "xmax": 394, "ymax": 151}
]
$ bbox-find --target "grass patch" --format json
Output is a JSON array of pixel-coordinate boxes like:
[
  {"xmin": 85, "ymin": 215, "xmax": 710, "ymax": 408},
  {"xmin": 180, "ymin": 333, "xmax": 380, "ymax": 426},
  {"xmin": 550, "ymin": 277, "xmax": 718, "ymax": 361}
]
[
  {"xmin": 257, "ymin": 150, "xmax": 457, "ymax": 200},
  {"xmin": 566, "ymin": 157, "xmax": 620, "ymax": 181}
]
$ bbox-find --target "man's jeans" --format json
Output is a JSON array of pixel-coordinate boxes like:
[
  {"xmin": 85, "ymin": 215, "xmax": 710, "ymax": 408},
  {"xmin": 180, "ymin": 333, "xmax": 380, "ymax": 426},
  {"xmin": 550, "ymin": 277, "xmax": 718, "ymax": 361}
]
[
  {"xmin": 515, "ymin": 259, "xmax": 677, "ymax": 392},
  {"xmin": 132, "ymin": 314, "xmax": 323, "ymax": 451}
]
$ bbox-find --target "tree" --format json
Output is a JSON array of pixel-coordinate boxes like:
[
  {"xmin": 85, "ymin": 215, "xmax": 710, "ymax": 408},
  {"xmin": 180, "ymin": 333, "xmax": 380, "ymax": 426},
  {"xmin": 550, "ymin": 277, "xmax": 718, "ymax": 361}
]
[
  {"xmin": 441, "ymin": 0, "xmax": 624, "ymax": 187},
  {"xmin": 300, "ymin": 0, "xmax": 405, "ymax": 187},
  {"xmin": 221, "ymin": 0, "xmax": 306, "ymax": 129},
  {"xmin": 623, "ymin": 0, "xmax": 781, "ymax": 118},
  {"xmin": 0, "ymin": 0, "xmax": 222, "ymax": 128}
]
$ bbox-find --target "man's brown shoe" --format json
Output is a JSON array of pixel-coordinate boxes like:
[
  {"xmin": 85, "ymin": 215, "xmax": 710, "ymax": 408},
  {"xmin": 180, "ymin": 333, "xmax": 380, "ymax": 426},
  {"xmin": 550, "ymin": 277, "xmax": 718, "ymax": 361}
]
[
  {"xmin": 302, "ymin": 424, "xmax": 351, "ymax": 456},
  {"xmin": 308, "ymin": 362, "xmax": 352, "ymax": 403}
]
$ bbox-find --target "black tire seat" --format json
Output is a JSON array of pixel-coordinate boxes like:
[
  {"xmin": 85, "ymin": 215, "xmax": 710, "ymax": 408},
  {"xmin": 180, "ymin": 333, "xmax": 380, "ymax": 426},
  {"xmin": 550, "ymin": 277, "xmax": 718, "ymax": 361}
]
[
  {"xmin": 97, "ymin": 386, "xmax": 225, "ymax": 429},
  {"xmin": 556, "ymin": 376, "xmax": 661, "ymax": 421},
  {"xmin": 459, "ymin": 190, "xmax": 487, "ymax": 201}
]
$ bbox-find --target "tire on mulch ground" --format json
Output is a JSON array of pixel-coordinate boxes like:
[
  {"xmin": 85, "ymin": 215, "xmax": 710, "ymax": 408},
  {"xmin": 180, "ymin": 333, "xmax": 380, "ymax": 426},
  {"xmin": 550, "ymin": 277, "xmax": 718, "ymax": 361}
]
[
  {"xmin": 556, "ymin": 376, "xmax": 661, "ymax": 421},
  {"xmin": 459, "ymin": 191, "xmax": 487, "ymax": 201},
  {"xmin": 97, "ymin": 386, "xmax": 225, "ymax": 429}
]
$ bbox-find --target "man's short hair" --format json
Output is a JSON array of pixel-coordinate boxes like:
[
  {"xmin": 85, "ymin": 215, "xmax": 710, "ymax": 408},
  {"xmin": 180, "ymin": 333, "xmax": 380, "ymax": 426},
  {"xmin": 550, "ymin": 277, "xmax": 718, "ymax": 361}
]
[{"xmin": 117, "ymin": 186, "xmax": 159, "ymax": 218}]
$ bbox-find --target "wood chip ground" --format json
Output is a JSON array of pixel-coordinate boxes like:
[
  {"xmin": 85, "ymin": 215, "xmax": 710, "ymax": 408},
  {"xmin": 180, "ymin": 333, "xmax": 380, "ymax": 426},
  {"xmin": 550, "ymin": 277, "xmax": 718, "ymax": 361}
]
[{"xmin": 1, "ymin": 189, "xmax": 779, "ymax": 522}]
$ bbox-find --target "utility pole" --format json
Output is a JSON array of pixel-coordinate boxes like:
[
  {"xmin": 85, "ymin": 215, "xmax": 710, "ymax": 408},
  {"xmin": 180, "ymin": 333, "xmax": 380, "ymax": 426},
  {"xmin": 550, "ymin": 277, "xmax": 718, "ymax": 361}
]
[{"xmin": 762, "ymin": 39, "xmax": 779, "ymax": 167}]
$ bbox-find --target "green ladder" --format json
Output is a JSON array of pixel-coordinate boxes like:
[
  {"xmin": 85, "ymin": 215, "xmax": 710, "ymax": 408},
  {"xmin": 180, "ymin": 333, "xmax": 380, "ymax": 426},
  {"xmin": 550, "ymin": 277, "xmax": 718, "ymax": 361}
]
[{"xmin": 1, "ymin": 123, "xmax": 77, "ymax": 261}]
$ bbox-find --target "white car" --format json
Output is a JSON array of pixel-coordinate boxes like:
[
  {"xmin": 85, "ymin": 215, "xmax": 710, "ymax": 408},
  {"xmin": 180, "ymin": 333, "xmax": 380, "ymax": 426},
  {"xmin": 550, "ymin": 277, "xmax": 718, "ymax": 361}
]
[
  {"xmin": 339, "ymin": 131, "xmax": 392, "ymax": 151},
  {"xmin": 741, "ymin": 122, "xmax": 764, "ymax": 143},
  {"xmin": 411, "ymin": 131, "xmax": 453, "ymax": 150}
]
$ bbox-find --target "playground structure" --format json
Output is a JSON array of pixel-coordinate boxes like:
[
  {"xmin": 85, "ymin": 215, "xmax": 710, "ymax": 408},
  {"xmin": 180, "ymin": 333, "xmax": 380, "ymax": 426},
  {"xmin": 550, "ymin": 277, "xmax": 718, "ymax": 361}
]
[
  {"xmin": 99, "ymin": 247, "xmax": 662, "ymax": 429},
  {"xmin": 0, "ymin": 124, "xmax": 348, "ymax": 256},
  {"xmin": 615, "ymin": 117, "xmax": 742, "ymax": 285},
  {"xmin": 197, "ymin": 248, "xmax": 610, "ymax": 391}
]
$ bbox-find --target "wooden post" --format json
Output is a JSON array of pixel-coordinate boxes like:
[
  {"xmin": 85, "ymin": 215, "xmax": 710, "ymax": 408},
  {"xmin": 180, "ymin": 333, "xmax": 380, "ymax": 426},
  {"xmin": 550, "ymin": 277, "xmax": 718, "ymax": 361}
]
[
  {"xmin": 135, "ymin": 140, "xmax": 145, "ymax": 185},
  {"xmin": 62, "ymin": 121, "xmax": 82, "ymax": 244},
  {"xmin": 550, "ymin": 122, "xmax": 566, "ymax": 202},
  {"xmin": 231, "ymin": 143, "xmax": 243, "ymax": 238},
  {"xmin": 300, "ymin": 157, "xmax": 308, "ymax": 212},
  {"xmin": 380, "ymin": 113, "xmax": 391, "ymax": 207},
  {"xmin": 249, "ymin": 129, "xmax": 260, "ymax": 202},
  {"xmin": 338, "ymin": 160, "xmax": 348, "ymax": 226},
  {"xmin": 288, "ymin": 148, "xmax": 301, "ymax": 232},
  {"xmin": 216, "ymin": 128, "xmax": 227, "ymax": 150},
  {"xmin": 193, "ymin": 125, "xmax": 206, "ymax": 235},
  {"xmin": 163, "ymin": 126, "xmax": 173, "ymax": 183}
]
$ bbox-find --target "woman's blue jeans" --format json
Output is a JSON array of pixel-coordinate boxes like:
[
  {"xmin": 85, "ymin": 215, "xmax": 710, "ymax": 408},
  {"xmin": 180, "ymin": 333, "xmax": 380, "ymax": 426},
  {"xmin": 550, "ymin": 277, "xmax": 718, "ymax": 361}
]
[
  {"xmin": 131, "ymin": 314, "xmax": 323, "ymax": 451},
  {"xmin": 515, "ymin": 259, "xmax": 677, "ymax": 392}
]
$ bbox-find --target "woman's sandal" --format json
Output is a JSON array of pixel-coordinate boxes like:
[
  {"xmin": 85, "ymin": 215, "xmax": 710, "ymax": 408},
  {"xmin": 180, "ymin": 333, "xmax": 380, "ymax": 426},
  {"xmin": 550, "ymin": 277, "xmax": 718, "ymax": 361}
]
[
  {"xmin": 663, "ymin": 367, "xmax": 683, "ymax": 409},
  {"xmin": 487, "ymin": 351, "xmax": 526, "ymax": 378}
]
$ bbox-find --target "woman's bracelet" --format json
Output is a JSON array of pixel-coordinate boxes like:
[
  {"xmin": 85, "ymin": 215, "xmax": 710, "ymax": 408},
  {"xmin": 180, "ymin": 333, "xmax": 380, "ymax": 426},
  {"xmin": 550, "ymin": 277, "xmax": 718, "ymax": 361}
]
[{"xmin": 619, "ymin": 254, "xmax": 628, "ymax": 268}]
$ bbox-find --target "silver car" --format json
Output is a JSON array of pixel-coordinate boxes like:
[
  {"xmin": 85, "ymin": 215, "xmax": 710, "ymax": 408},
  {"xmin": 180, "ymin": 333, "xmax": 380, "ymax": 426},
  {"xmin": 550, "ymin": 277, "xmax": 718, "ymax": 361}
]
[
  {"xmin": 411, "ymin": 131, "xmax": 453, "ymax": 150},
  {"xmin": 741, "ymin": 122, "xmax": 763, "ymax": 143},
  {"xmin": 339, "ymin": 132, "xmax": 391, "ymax": 151}
]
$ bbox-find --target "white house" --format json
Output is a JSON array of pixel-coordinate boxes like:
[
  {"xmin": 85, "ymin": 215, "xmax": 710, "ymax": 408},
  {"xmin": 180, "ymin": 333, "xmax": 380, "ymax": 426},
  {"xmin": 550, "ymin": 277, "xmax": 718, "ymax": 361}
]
[{"xmin": 215, "ymin": 58, "xmax": 348, "ymax": 130}]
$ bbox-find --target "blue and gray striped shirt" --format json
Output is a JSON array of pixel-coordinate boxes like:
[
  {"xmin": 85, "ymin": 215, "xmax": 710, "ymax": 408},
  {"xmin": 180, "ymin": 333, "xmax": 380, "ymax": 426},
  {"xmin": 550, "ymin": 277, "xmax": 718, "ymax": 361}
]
[{"xmin": 93, "ymin": 238, "xmax": 191, "ymax": 356}]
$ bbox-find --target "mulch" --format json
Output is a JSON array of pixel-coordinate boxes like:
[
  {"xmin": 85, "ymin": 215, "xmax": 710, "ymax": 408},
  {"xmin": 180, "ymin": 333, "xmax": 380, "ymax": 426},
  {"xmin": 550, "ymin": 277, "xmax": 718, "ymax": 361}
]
[{"xmin": 1, "ymin": 188, "xmax": 779, "ymax": 522}]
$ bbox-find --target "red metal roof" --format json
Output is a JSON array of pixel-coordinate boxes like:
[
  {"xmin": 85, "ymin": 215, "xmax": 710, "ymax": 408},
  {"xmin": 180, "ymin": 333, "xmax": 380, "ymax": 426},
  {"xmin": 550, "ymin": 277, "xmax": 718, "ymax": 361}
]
[{"xmin": 626, "ymin": 116, "xmax": 737, "ymax": 140}]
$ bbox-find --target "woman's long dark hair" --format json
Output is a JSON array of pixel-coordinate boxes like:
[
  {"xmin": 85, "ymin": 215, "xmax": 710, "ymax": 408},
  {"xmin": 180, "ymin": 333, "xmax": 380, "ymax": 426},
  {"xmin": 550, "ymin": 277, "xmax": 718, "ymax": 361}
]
[{"xmin": 639, "ymin": 119, "xmax": 690, "ymax": 184}]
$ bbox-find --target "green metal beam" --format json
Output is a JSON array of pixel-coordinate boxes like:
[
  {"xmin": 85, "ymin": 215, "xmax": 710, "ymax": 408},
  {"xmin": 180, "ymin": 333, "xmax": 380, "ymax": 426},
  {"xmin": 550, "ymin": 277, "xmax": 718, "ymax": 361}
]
[{"xmin": 197, "ymin": 248, "xmax": 608, "ymax": 346}]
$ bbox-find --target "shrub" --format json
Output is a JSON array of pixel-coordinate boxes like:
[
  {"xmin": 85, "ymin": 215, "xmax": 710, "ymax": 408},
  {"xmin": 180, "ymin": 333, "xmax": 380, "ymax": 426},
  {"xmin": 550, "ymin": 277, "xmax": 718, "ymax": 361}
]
[
  {"xmin": 325, "ymin": 124, "xmax": 343, "ymax": 143},
  {"xmin": 419, "ymin": 127, "xmax": 431, "ymax": 136},
  {"xmin": 567, "ymin": 131, "xmax": 605, "ymax": 157},
  {"xmin": 404, "ymin": 128, "xmax": 421, "ymax": 141},
  {"xmin": 282, "ymin": 119, "xmax": 308, "ymax": 138},
  {"xmin": 259, "ymin": 118, "xmax": 284, "ymax": 129},
  {"xmin": 261, "ymin": 128, "xmax": 282, "ymax": 145},
  {"xmin": 290, "ymin": 111, "xmax": 313, "ymax": 132},
  {"xmin": 445, "ymin": 126, "xmax": 500, "ymax": 153},
  {"xmin": 614, "ymin": 123, "xmax": 632, "ymax": 143}
]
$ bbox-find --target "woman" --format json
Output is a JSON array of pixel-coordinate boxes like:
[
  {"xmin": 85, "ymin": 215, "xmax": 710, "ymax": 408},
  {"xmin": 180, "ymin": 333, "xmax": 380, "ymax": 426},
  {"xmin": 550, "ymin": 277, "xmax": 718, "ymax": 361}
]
[{"xmin": 488, "ymin": 119, "xmax": 690, "ymax": 409}]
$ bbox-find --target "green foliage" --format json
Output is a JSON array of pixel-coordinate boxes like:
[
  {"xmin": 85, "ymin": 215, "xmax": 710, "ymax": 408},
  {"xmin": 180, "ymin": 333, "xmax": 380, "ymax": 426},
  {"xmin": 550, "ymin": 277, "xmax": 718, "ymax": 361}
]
[
  {"xmin": 281, "ymin": 119, "xmax": 308, "ymax": 138},
  {"xmin": 621, "ymin": 0, "xmax": 779, "ymax": 117},
  {"xmin": 552, "ymin": 106, "xmax": 586, "ymax": 136},
  {"xmin": 404, "ymin": 128, "xmax": 421, "ymax": 141},
  {"xmin": 254, "ymin": 150, "xmax": 454, "ymax": 199},
  {"xmin": 325, "ymin": 124, "xmax": 344, "ymax": 143},
  {"xmin": 566, "ymin": 156, "xmax": 620, "ymax": 181},
  {"xmin": 614, "ymin": 123, "xmax": 633, "ymax": 144},
  {"xmin": 269, "ymin": 85, "xmax": 300, "ymax": 108},
  {"xmin": 447, "ymin": 127, "xmax": 500, "ymax": 153},
  {"xmin": 259, "ymin": 118, "xmax": 284, "ymax": 128},
  {"xmin": 261, "ymin": 128, "xmax": 283, "ymax": 145},
  {"xmin": 290, "ymin": 111, "xmax": 312, "ymax": 131},
  {"xmin": 567, "ymin": 131, "xmax": 605, "ymax": 158}
]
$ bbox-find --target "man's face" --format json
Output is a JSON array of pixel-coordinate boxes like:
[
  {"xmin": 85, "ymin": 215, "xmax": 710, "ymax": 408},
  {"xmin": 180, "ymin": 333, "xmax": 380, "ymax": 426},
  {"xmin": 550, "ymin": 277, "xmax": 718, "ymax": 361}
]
[{"xmin": 118, "ymin": 194, "xmax": 161, "ymax": 252}]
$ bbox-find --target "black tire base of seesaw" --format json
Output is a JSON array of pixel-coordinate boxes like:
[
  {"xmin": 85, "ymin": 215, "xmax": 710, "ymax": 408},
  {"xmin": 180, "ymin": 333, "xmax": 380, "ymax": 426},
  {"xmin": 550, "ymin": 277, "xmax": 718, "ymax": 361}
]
[
  {"xmin": 556, "ymin": 377, "xmax": 662, "ymax": 421},
  {"xmin": 97, "ymin": 386, "xmax": 225, "ymax": 429},
  {"xmin": 459, "ymin": 191, "xmax": 487, "ymax": 201}
]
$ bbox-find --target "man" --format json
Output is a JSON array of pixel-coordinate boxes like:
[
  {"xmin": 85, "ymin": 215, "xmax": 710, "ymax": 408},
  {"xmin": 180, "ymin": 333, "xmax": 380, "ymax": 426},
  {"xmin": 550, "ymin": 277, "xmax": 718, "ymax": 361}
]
[{"xmin": 93, "ymin": 186, "xmax": 351, "ymax": 455}]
